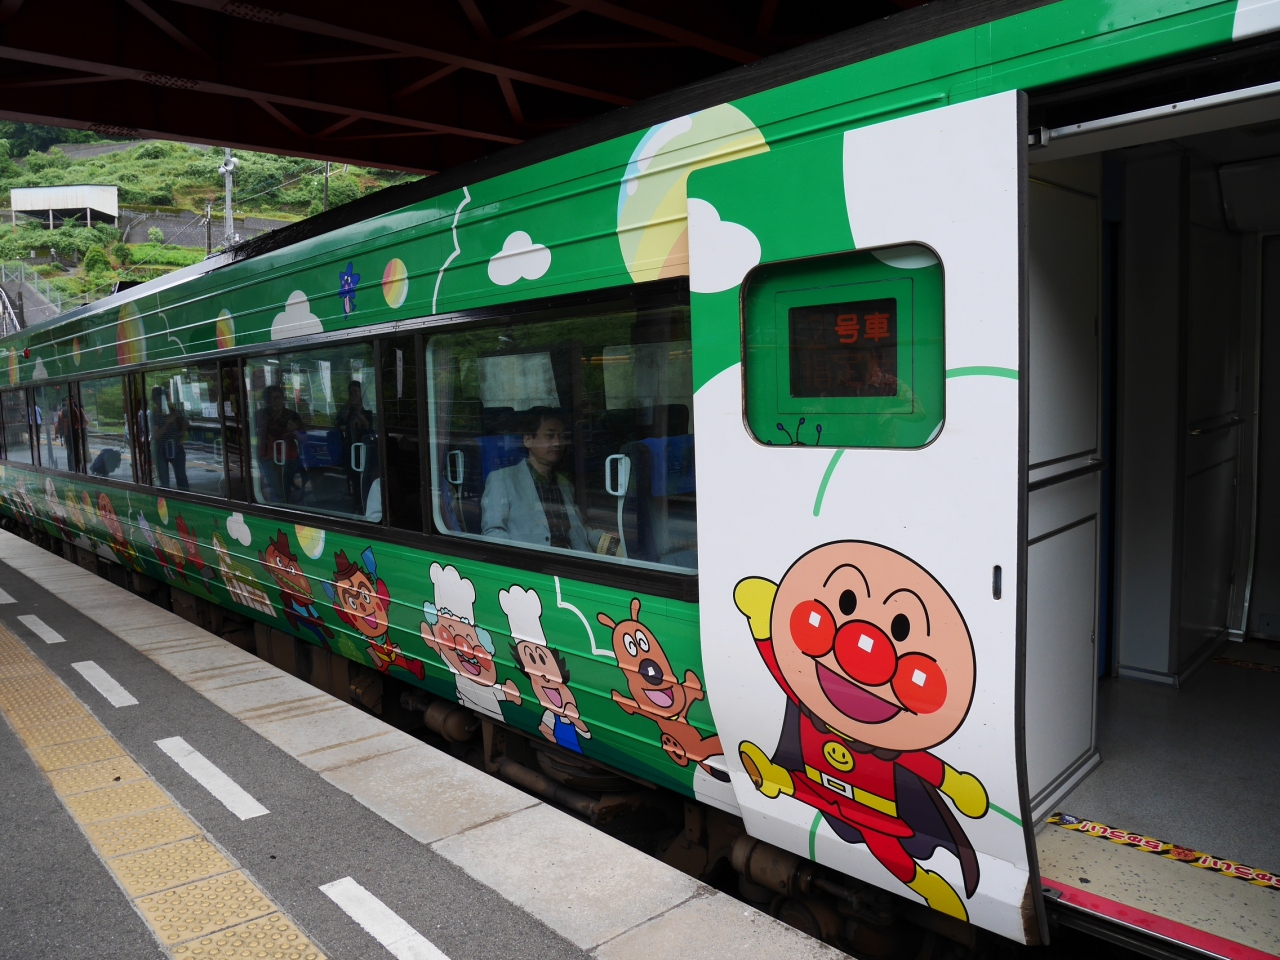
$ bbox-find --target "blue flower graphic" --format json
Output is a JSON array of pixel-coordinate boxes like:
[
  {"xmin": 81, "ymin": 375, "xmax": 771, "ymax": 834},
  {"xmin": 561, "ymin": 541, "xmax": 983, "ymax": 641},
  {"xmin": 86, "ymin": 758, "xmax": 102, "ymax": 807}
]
[{"xmin": 339, "ymin": 262, "xmax": 360, "ymax": 315}]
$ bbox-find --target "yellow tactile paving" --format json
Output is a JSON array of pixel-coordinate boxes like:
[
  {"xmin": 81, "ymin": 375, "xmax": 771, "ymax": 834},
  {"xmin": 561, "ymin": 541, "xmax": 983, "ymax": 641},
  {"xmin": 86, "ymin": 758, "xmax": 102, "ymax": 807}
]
[
  {"xmin": 83, "ymin": 806, "xmax": 203, "ymax": 858},
  {"xmin": 16, "ymin": 713, "xmax": 108, "ymax": 747},
  {"xmin": 138, "ymin": 871, "xmax": 275, "ymax": 946},
  {"xmin": 63, "ymin": 778, "xmax": 171, "ymax": 823},
  {"xmin": 29, "ymin": 735, "xmax": 127, "ymax": 771},
  {"xmin": 171, "ymin": 913, "xmax": 324, "ymax": 959},
  {"xmin": 0, "ymin": 621, "xmax": 326, "ymax": 959},
  {"xmin": 111, "ymin": 838, "xmax": 236, "ymax": 898},
  {"xmin": 46, "ymin": 754, "xmax": 147, "ymax": 795}
]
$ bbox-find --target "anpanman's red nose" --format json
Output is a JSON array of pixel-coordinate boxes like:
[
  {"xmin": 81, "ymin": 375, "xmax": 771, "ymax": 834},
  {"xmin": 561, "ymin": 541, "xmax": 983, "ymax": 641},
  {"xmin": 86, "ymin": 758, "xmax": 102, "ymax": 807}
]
[
  {"xmin": 892, "ymin": 653, "xmax": 947, "ymax": 714},
  {"xmin": 790, "ymin": 600, "xmax": 836, "ymax": 656},
  {"xmin": 833, "ymin": 621, "xmax": 897, "ymax": 686}
]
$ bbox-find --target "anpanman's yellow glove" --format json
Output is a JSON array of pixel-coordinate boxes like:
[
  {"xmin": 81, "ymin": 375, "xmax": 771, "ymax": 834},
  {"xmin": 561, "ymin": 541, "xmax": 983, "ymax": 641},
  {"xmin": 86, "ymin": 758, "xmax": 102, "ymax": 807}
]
[
  {"xmin": 739, "ymin": 741, "xmax": 794, "ymax": 799},
  {"xmin": 734, "ymin": 577, "xmax": 778, "ymax": 640},
  {"xmin": 941, "ymin": 765, "xmax": 988, "ymax": 819}
]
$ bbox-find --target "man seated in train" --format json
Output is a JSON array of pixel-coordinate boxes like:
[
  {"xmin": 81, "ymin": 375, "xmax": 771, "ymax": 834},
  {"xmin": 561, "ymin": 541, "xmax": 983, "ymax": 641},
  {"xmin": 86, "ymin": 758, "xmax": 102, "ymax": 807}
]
[{"xmin": 481, "ymin": 408, "xmax": 603, "ymax": 553}]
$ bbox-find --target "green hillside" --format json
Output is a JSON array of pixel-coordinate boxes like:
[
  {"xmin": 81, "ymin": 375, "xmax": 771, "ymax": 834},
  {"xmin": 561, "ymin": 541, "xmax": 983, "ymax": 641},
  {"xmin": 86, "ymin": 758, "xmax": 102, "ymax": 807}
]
[{"xmin": 0, "ymin": 123, "xmax": 420, "ymax": 309}]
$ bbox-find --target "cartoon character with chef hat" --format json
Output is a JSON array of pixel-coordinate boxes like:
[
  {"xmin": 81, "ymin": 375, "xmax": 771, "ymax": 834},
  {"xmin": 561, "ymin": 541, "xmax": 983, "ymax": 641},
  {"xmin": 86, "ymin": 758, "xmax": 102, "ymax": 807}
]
[
  {"xmin": 421, "ymin": 563, "xmax": 521, "ymax": 721},
  {"xmin": 501, "ymin": 585, "xmax": 591, "ymax": 753}
]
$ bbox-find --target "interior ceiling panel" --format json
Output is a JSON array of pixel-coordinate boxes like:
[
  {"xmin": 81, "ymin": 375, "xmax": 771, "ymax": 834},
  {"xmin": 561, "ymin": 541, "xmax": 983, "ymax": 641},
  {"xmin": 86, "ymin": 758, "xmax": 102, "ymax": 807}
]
[{"xmin": 0, "ymin": 0, "xmax": 925, "ymax": 173}]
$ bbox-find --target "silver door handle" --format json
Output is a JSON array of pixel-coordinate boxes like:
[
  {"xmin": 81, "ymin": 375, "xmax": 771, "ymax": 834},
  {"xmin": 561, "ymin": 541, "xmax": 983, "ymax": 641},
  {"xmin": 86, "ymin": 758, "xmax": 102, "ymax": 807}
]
[
  {"xmin": 447, "ymin": 449, "xmax": 464, "ymax": 485},
  {"xmin": 351, "ymin": 442, "xmax": 366, "ymax": 473},
  {"xmin": 273, "ymin": 439, "xmax": 285, "ymax": 465},
  {"xmin": 605, "ymin": 454, "xmax": 631, "ymax": 497}
]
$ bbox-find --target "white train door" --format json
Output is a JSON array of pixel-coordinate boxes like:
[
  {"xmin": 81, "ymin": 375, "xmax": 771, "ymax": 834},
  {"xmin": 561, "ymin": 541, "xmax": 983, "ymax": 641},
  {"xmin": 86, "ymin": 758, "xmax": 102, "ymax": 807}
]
[{"xmin": 689, "ymin": 91, "xmax": 1037, "ymax": 942}]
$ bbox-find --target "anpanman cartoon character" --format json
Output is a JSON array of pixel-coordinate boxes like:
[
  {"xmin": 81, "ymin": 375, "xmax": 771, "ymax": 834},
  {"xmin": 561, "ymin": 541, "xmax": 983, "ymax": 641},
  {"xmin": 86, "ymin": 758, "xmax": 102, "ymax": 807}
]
[{"xmin": 734, "ymin": 541, "xmax": 987, "ymax": 921}]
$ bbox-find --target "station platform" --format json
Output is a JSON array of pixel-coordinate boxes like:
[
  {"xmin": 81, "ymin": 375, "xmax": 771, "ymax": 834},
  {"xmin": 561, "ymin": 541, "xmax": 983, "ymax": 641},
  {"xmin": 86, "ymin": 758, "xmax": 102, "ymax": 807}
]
[{"xmin": 0, "ymin": 529, "xmax": 837, "ymax": 960}]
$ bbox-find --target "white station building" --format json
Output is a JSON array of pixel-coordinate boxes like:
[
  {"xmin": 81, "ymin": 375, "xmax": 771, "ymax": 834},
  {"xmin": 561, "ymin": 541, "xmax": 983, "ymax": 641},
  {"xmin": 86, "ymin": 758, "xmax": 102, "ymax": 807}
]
[{"xmin": 9, "ymin": 184, "xmax": 118, "ymax": 228}]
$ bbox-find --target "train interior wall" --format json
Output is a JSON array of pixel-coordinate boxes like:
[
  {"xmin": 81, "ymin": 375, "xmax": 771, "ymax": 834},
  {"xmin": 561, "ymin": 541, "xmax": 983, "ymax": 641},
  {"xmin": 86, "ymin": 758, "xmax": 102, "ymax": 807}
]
[{"xmin": 1025, "ymin": 117, "xmax": 1280, "ymax": 875}]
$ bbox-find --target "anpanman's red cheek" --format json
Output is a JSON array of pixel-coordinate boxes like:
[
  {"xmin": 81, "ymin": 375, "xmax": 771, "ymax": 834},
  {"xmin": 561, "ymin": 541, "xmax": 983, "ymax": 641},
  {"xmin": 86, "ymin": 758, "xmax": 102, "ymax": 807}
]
[
  {"xmin": 892, "ymin": 653, "xmax": 947, "ymax": 714},
  {"xmin": 790, "ymin": 600, "xmax": 836, "ymax": 657}
]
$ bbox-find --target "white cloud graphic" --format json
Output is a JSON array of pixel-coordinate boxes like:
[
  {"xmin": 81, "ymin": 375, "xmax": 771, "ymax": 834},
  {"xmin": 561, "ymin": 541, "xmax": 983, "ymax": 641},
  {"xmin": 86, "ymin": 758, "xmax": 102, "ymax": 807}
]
[
  {"xmin": 226, "ymin": 512, "xmax": 251, "ymax": 546},
  {"xmin": 487, "ymin": 232, "xmax": 551, "ymax": 286},
  {"xmin": 872, "ymin": 244, "xmax": 938, "ymax": 270},
  {"xmin": 687, "ymin": 198, "xmax": 760, "ymax": 294},
  {"xmin": 270, "ymin": 291, "xmax": 323, "ymax": 341},
  {"xmin": 31, "ymin": 358, "xmax": 48, "ymax": 380}
]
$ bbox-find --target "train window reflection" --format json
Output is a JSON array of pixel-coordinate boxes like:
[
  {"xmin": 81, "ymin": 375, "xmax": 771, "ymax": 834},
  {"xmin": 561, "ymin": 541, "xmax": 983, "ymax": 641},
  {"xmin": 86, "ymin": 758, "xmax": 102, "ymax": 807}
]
[
  {"xmin": 245, "ymin": 343, "xmax": 380, "ymax": 522},
  {"xmin": 142, "ymin": 364, "xmax": 225, "ymax": 495},
  {"xmin": 81, "ymin": 377, "xmax": 133, "ymax": 482},
  {"xmin": 33, "ymin": 382, "xmax": 80, "ymax": 472},
  {"xmin": 426, "ymin": 296, "xmax": 697, "ymax": 572},
  {"xmin": 1, "ymin": 390, "xmax": 32, "ymax": 463}
]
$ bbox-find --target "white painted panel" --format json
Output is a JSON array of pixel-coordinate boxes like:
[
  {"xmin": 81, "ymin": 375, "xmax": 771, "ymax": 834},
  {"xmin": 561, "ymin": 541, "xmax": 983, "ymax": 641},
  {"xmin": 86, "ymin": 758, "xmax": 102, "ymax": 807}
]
[
  {"xmin": 1028, "ymin": 181, "xmax": 1098, "ymax": 466},
  {"xmin": 692, "ymin": 92, "xmax": 1028, "ymax": 941},
  {"xmin": 1025, "ymin": 521, "xmax": 1097, "ymax": 802},
  {"xmin": 1028, "ymin": 473, "xmax": 1099, "ymax": 542}
]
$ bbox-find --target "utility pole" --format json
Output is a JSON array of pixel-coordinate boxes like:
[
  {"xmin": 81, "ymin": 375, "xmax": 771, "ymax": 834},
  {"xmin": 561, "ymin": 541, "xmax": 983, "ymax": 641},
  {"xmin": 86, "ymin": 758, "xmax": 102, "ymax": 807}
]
[
  {"xmin": 205, "ymin": 202, "xmax": 212, "ymax": 256},
  {"xmin": 217, "ymin": 148, "xmax": 239, "ymax": 246},
  {"xmin": 323, "ymin": 161, "xmax": 330, "ymax": 212}
]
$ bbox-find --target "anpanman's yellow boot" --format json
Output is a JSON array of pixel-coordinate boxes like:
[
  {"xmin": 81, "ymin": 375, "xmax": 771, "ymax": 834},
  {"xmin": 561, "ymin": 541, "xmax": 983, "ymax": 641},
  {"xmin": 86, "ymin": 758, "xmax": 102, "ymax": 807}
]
[
  {"xmin": 907, "ymin": 866, "xmax": 968, "ymax": 921},
  {"xmin": 739, "ymin": 741, "xmax": 794, "ymax": 798}
]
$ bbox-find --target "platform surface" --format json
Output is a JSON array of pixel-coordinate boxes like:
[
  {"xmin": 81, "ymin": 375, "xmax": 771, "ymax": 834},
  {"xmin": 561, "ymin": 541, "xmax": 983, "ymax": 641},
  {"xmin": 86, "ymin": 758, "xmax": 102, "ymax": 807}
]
[{"xmin": 0, "ymin": 530, "xmax": 838, "ymax": 960}]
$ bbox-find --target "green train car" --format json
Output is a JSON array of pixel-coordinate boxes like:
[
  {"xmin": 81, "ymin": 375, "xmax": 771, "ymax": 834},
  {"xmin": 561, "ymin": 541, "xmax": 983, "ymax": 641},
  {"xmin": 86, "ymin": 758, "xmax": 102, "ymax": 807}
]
[{"xmin": 4, "ymin": 2, "xmax": 1280, "ymax": 955}]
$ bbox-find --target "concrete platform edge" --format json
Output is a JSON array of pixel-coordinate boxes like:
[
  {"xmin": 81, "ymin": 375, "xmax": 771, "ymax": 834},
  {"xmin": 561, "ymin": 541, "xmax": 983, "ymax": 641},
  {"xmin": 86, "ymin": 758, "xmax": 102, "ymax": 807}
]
[{"xmin": 0, "ymin": 530, "xmax": 837, "ymax": 957}]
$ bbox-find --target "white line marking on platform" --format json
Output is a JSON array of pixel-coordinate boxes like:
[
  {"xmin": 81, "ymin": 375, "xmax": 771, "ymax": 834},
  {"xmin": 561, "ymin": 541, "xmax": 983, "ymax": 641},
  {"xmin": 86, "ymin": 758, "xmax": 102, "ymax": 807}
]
[
  {"xmin": 18, "ymin": 615, "xmax": 65, "ymax": 644},
  {"xmin": 0, "ymin": 587, "xmax": 15, "ymax": 603},
  {"xmin": 320, "ymin": 877, "xmax": 450, "ymax": 960},
  {"xmin": 71, "ymin": 661, "xmax": 138, "ymax": 707},
  {"xmin": 155, "ymin": 736, "xmax": 269, "ymax": 820}
]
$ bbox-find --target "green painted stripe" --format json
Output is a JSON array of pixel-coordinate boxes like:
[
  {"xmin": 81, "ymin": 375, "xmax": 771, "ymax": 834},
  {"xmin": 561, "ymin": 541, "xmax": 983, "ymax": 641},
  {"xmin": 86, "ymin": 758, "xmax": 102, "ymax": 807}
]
[
  {"xmin": 809, "ymin": 810, "xmax": 823, "ymax": 860},
  {"xmin": 989, "ymin": 802, "xmax": 1022, "ymax": 826},
  {"xmin": 812, "ymin": 449, "xmax": 844, "ymax": 517},
  {"xmin": 946, "ymin": 366, "xmax": 1019, "ymax": 380}
]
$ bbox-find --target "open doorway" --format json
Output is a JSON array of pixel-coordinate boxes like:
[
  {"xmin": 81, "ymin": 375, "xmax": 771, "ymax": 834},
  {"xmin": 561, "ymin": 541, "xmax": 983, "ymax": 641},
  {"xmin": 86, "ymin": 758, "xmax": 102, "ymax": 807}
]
[{"xmin": 1024, "ymin": 100, "xmax": 1280, "ymax": 956}]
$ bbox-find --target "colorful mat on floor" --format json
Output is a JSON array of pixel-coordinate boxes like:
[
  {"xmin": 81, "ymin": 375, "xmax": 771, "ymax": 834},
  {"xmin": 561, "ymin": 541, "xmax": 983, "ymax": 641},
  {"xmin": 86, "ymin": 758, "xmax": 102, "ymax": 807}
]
[
  {"xmin": 1213, "ymin": 657, "xmax": 1280, "ymax": 673},
  {"xmin": 1048, "ymin": 813, "xmax": 1280, "ymax": 892}
]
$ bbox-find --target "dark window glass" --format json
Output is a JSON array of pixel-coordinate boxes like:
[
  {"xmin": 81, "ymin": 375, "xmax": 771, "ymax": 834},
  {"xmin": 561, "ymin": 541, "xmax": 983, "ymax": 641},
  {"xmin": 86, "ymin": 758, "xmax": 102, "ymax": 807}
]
[
  {"xmin": 33, "ymin": 382, "xmax": 82, "ymax": 472},
  {"xmin": 1, "ymin": 390, "xmax": 32, "ymax": 463},
  {"xmin": 81, "ymin": 377, "xmax": 133, "ymax": 481},
  {"xmin": 245, "ymin": 343, "xmax": 380, "ymax": 522},
  {"xmin": 382, "ymin": 336, "xmax": 421, "ymax": 531},
  {"xmin": 789, "ymin": 297, "xmax": 899, "ymax": 398},
  {"xmin": 142, "ymin": 364, "xmax": 225, "ymax": 495},
  {"xmin": 427, "ymin": 296, "xmax": 696, "ymax": 571},
  {"xmin": 220, "ymin": 361, "xmax": 247, "ymax": 501}
]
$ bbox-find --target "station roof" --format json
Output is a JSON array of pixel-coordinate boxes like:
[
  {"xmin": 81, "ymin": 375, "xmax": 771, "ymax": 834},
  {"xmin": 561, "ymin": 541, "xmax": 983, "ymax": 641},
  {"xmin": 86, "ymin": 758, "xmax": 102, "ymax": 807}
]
[
  {"xmin": 10, "ymin": 184, "xmax": 119, "ymax": 218},
  {"xmin": 0, "ymin": 0, "xmax": 933, "ymax": 174}
]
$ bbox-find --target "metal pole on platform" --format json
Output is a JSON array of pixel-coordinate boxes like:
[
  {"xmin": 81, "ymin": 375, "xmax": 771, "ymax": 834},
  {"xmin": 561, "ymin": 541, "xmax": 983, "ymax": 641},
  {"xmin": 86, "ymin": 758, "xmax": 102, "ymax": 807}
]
[
  {"xmin": 323, "ymin": 162, "xmax": 330, "ymax": 212},
  {"xmin": 205, "ymin": 203, "xmax": 212, "ymax": 256},
  {"xmin": 218, "ymin": 149, "xmax": 238, "ymax": 247}
]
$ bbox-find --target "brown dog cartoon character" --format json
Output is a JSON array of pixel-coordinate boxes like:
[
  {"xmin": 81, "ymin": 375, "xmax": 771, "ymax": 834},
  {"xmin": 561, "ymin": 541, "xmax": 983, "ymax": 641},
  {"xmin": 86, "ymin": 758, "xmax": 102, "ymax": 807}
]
[
  {"xmin": 599, "ymin": 599, "xmax": 726, "ymax": 780},
  {"xmin": 734, "ymin": 541, "xmax": 988, "ymax": 921},
  {"xmin": 421, "ymin": 563, "xmax": 520, "ymax": 720},
  {"xmin": 502, "ymin": 585, "xmax": 590, "ymax": 753}
]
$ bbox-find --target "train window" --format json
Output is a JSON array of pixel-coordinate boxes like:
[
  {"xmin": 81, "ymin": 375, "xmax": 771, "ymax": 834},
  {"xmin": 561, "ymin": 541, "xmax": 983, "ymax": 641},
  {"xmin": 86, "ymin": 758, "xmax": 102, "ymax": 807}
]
[
  {"xmin": 32, "ymin": 382, "xmax": 83, "ymax": 472},
  {"xmin": 80, "ymin": 377, "xmax": 134, "ymax": 482},
  {"xmin": 244, "ymin": 343, "xmax": 380, "ymax": 522},
  {"xmin": 381, "ymin": 336, "xmax": 422, "ymax": 531},
  {"xmin": 426, "ymin": 296, "xmax": 697, "ymax": 572},
  {"xmin": 142, "ymin": 364, "xmax": 225, "ymax": 495},
  {"xmin": 1, "ymin": 390, "xmax": 32, "ymax": 463},
  {"xmin": 742, "ymin": 244, "xmax": 945, "ymax": 448}
]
